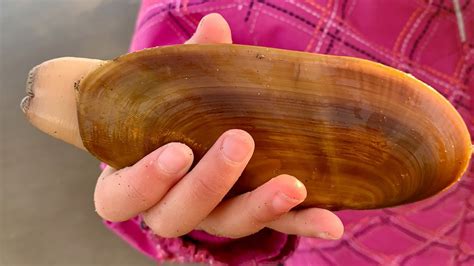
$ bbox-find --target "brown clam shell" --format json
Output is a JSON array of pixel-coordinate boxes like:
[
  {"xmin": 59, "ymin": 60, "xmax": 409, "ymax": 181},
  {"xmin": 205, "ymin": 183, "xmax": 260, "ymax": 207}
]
[{"xmin": 77, "ymin": 44, "xmax": 472, "ymax": 210}]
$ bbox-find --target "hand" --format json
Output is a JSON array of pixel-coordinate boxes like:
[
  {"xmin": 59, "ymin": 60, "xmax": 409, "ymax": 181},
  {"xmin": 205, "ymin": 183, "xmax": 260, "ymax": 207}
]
[{"xmin": 94, "ymin": 13, "xmax": 344, "ymax": 240}]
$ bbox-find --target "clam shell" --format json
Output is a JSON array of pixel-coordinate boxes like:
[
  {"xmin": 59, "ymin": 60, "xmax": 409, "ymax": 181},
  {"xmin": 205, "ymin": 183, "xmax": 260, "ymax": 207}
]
[{"xmin": 77, "ymin": 44, "xmax": 471, "ymax": 210}]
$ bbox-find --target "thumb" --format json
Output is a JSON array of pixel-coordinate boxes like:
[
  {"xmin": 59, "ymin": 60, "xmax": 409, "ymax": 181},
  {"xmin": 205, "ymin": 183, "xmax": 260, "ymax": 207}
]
[{"xmin": 185, "ymin": 13, "xmax": 232, "ymax": 44}]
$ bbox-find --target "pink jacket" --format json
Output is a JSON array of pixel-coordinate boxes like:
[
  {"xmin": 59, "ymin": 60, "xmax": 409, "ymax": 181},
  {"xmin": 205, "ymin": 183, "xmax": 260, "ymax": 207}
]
[{"xmin": 103, "ymin": 0, "xmax": 474, "ymax": 265}]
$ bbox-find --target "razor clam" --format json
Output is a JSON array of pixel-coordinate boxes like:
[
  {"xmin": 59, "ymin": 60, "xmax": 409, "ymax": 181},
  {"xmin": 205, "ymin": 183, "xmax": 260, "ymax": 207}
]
[{"xmin": 23, "ymin": 44, "xmax": 472, "ymax": 210}]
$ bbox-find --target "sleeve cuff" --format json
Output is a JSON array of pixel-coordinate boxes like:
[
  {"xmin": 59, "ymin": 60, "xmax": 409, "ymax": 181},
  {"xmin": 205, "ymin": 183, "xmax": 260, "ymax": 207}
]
[
  {"xmin": 187, "ymin": 229, "xmax": 299, "ymax": 264},
  {"xmin": 104, "ymin": 215, "xmax": 299, "ymax": 265}
]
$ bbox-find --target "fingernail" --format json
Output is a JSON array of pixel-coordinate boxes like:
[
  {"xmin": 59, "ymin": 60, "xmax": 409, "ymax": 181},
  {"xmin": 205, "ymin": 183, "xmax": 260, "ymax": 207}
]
[
  {"xmin": 316, "ymin": 232, "xmax": 339, "ymax": 240},
  {"xmin": 186, "ymin": 18, "xmax": 204, "ymax": 44},
  {"xmin": 197, "ymin": 16, "xmax": 205, "ymax": 29},
  {"xmin": 192, "ymin": 16, "xmax": 206, "ymax": 37},
  {"xmin": 294, "ymin": 178, "xmax": 305, "ymax": 190},
  {"xmin": 221, "ymin": 131, "xmax": 251, "ymax": 162},
  {"xmin": 156, "ymin": 144, "xmax": 190, "ymax": 174},
  {"xmin": 272, "ymin": 192, "xmax": 302, "ymax": 213}
]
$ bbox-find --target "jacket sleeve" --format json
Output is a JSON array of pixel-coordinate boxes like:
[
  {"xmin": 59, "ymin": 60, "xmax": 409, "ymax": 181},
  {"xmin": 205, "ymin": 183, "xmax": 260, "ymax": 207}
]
[{"xmin": 104, "ymin": 215, "xmax": 299, "ymax": 265}]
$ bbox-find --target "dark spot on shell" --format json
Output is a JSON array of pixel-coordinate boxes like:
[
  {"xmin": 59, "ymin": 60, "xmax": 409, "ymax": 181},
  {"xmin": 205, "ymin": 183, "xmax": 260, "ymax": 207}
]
[{"xmin": 353, "ymin": 107, "xmax": 362, "ymax": 119}]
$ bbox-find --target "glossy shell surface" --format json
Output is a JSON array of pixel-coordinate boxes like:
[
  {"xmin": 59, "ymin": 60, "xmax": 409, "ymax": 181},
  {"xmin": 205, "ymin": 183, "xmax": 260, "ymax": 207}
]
[{"xmin": 77, "ymin": 44, "xmax": 472, "ymax": 210}]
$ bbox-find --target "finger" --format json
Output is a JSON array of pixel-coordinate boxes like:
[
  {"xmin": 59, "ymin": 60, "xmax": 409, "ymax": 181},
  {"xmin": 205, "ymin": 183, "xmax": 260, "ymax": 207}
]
[
  {"xmin": 143, "ymin": 129, "xmax": 254, "ymax": 237},
  {"xmin": 94, "ymin": 143, "xmax": 193, "ymax": 222},
  {"xmin": 198, "ymin": 175, "xmax": 306, "ymax": 238},
  {"xmin": 185, "ymin": 13, "xmax": 232, "ymax": 44},
  {"xmin": 268, "ymin": 208, "xmax": 344, "ymax": 240}
]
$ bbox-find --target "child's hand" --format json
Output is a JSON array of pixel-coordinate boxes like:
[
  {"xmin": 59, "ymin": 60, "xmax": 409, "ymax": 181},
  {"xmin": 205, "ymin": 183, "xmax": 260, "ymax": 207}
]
[{"xmin": 94, "ymin": 14, "xmax": 344, "ymax": 240}]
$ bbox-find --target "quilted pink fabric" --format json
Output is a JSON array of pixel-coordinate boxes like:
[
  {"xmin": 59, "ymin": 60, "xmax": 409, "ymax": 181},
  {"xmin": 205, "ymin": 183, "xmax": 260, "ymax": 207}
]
[{"xmin": 104, "ymin": 0, "xmax": 474, "ymax": 265}]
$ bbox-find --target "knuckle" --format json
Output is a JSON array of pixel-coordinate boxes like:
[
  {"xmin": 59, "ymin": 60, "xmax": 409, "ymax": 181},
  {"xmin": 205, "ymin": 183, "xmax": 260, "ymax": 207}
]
[
  {"xmin": 248, "ymin": 207, "xmax": 271, "ymax": 225},
  {"xmin": 192, "ymin": 176, "xmax": 228, "ymax": 199},
  {"xmin": 126, "ymin": 182, "xmax": 150, "ymax": 205},
  {"xmin": 245, "ymin": 194, "xmax": 273, "ymax": 225}
]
